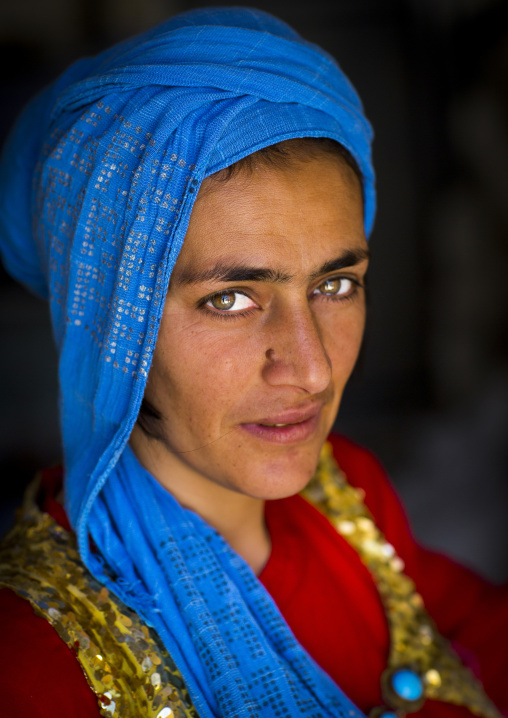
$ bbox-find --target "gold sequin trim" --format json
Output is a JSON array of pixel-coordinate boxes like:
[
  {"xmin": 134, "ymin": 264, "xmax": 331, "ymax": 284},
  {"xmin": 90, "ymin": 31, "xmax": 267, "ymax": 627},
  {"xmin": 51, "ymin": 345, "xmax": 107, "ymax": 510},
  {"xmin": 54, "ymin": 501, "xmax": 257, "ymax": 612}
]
[
  {"xmin": 303, "ymin": 442, "xmax": 501, "ymax": 718},
  {"xmin": 0, "ymin": 449, "xmax": 502, "ymax": 718},
  {"xmin": 0, "ymin": 479, "xmax": 199, "ymax": 718}
]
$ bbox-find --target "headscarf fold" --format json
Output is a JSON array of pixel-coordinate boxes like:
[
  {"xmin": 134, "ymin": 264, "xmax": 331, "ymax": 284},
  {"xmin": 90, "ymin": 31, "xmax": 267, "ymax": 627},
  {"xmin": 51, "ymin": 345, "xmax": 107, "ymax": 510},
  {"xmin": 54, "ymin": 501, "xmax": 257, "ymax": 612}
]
[{"xmin": 0, "ymin": 8, "xmax": 375, "ymax": 716}]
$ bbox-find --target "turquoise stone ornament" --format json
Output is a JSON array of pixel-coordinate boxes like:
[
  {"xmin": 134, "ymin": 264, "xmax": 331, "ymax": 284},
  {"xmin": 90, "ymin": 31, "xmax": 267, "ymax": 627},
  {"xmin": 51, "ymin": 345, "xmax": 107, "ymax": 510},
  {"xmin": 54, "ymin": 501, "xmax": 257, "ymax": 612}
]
[
  {"xmin": 391, "ymin": 669, "xmax": 424, "ymax": 701},
  {"xmin": 369, "ymin": 708, "xmax": 398, "ymax": 718}
]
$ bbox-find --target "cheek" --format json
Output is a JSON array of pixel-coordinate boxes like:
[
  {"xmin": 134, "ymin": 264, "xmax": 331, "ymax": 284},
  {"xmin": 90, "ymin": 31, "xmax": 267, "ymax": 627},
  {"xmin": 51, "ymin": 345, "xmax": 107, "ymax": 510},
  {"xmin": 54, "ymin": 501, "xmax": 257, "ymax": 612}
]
[
  {"xmin": 149, "ymin": 319, "xmax": 262, "ymax": 418},
  {"xmin": 324, "ymin": 306, "xmax": 366, "ymax": 381}
]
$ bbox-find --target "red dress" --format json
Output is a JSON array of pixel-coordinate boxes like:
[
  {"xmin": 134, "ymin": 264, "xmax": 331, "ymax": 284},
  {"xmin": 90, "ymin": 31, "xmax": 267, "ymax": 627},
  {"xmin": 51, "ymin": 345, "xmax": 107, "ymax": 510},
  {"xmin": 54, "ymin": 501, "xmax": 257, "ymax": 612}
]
[{"xmin": 1, "ymin": 435, "xmax": 507, "ymax": 717}]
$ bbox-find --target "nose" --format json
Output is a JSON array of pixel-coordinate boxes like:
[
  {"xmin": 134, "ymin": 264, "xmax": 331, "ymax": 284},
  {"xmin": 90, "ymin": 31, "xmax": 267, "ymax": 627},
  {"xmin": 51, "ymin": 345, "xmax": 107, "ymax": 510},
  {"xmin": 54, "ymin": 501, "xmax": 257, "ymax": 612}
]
[{"xmin": 261, "ymin": 304, "xmax": 332, "ymax": 394}]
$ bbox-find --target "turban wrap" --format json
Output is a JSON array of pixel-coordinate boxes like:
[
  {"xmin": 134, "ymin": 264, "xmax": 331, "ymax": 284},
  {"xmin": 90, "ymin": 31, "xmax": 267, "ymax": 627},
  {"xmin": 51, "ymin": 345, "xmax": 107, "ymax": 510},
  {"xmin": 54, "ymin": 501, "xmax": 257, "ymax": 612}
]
[{"xmin": 0, "ymin": 8, "xmax": 374, "ymax": 716}]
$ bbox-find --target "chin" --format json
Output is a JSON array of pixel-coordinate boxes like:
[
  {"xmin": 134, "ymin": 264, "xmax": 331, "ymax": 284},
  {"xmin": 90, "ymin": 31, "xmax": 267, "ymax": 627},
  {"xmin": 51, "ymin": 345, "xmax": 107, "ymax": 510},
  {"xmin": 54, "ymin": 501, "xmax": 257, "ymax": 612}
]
[{"xmin": 237, "ymin": 443, "xmax": 324, "ymax": 501}]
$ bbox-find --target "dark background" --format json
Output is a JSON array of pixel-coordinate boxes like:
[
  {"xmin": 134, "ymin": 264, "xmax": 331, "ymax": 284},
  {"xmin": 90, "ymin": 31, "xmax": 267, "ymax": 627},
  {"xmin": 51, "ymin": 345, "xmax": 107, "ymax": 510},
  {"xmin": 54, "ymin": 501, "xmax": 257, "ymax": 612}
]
[{"xmin": 1, "ymin": 0, "xmax": 507, "ymax": 580}]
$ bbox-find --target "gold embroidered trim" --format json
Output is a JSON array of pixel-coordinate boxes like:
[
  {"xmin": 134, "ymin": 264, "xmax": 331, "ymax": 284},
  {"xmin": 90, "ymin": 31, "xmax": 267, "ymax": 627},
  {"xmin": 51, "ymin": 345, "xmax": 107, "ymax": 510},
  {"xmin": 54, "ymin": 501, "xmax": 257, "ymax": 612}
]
[
  {"xmin": 0, "ymin": 479, "xmax": 199, "ymax": 718},
  {"xmin": 303, "ymin": 442, "xmax": 501, "ymax": 718},
  {"xmin": 0, "ymin": 449, "xmax": 502, "ymax": 718}
]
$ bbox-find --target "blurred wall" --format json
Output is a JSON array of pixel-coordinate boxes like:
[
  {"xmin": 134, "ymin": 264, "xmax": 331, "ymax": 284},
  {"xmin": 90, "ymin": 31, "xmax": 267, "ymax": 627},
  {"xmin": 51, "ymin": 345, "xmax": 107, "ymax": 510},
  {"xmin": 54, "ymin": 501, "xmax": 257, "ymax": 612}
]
[{"xmin": 1, "ymin": 0, "xmax": 507, "ymax": 579}]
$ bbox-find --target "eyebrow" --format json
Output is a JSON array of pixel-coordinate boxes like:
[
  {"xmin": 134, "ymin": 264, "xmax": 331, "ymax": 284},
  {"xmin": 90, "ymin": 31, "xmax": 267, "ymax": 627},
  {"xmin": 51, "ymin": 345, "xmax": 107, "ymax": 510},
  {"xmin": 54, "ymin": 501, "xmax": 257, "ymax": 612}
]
[
  {"xmin": 175, "ymin": 247, "xmax": 370, "ymax": 286},
  {"xmin": 309, "ymin": 248, "xmax": 370, "ymax": 280}
]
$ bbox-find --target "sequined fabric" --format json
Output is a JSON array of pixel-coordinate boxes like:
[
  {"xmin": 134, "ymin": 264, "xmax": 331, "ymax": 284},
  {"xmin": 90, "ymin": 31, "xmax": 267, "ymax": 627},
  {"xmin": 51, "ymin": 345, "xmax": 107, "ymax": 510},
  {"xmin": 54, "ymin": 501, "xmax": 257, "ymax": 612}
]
[
  {"xmin": 304, "ymin": 443, "xmax": 502, "ymax": 718},
  {"xmin": 0, "ymin": 450, "xmax": 501, "ymax": 718},
  {"xmin": 0, "ymin": 479, "xmax": 198, "ymax": 718}
]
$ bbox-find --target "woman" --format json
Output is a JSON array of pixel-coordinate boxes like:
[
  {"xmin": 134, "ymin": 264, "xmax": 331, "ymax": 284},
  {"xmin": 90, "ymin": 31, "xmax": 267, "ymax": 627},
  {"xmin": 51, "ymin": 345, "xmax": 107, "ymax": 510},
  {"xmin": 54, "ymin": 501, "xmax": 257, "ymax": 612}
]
[{"xmin": 0, "ymin": 7, "xmax": 506, "ymax": 718}]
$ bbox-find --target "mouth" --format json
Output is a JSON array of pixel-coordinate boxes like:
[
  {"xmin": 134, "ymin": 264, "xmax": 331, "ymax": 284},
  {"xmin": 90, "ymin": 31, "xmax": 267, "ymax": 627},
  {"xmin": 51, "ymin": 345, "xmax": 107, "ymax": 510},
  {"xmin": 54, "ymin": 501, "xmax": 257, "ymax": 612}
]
[{"xmin": 239, "ymin": 404, "xmax": 324, "ymax": 445}]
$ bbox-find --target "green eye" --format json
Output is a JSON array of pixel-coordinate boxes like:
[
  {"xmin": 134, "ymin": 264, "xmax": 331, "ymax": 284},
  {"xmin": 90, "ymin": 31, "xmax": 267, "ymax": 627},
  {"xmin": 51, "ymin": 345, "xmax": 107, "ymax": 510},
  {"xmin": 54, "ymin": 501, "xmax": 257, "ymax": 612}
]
[
  {"xmin": 321, "ymin": 278, "xmax": 343, "ymax": 295},
  {"xmin": 210, "ymin": 292, "xmax": 236, "ymax": 310},
  {"xmin": 205, "ymin": 291, "xmax": 257, "ymax": 313},
  {"xmin": 314, "ymin": 277, "xmax": 356, "ymax": 299}
]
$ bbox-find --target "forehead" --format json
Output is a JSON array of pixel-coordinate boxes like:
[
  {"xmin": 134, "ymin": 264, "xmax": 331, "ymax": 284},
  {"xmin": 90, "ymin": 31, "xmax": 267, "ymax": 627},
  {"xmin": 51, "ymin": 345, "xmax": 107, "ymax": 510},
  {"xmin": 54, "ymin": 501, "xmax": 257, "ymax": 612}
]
[{"xmin": 172, "ymin": 154, "xmax": 366, "ymax": 281}]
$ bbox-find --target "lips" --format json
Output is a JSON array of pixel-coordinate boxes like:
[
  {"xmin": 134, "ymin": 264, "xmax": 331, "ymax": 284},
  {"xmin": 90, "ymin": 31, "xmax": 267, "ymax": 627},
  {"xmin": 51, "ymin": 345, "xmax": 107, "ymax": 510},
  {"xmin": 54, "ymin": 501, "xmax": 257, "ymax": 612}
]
[
  {"xmin": 255, "ymin": 403, "xmax": 322, "ymax": 427},
  {"xmin": 239, "ymin": 403, "xmax": 324, "ymax": 444}
]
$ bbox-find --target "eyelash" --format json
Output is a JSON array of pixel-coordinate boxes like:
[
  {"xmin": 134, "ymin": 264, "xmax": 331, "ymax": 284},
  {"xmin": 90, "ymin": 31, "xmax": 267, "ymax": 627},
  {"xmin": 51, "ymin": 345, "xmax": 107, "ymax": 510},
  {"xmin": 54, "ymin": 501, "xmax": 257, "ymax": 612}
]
[{"xmin": 198, "ymin": 276, "xmax": 363, "ymax": 320}]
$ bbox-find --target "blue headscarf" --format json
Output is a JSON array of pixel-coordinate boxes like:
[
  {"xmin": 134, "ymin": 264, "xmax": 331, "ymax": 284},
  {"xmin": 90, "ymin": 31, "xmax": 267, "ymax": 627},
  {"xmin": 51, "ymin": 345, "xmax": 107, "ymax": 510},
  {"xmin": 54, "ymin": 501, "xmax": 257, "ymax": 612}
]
[{"xmin": 0, "ymin": 8, "xmax": 374, "ymax": 716}]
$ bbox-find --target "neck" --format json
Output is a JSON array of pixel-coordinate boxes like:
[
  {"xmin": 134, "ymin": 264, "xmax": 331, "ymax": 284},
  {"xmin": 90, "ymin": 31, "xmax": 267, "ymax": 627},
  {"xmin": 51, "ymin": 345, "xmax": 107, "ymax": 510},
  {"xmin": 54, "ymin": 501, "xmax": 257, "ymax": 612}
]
[
  {"xmin": 129, "ymin": 426, "xmax": 271, "ymax": 575},
  {"xmin": 200, "ymin": 491, "xmax": 271, "ymax": 576}
]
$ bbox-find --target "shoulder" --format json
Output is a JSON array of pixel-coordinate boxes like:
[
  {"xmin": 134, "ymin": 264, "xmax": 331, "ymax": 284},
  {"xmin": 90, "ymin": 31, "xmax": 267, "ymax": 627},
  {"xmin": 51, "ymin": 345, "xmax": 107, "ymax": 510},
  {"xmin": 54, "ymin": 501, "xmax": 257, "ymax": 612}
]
[
  {"xmin": 0, "ymin": 490, "xmax": 103, "ymax": 716},
  {"xmin": 327, "ymin": 432, "xmax": 385, "ymax": 479},
  {"xmin": 327, "ymin": 433, "xmax": 394, "ymax": 500},
  {"xmin": 0, "ymin": 588, "xmax": 102, "ymax": 717},
  {"xmin": 326, "ymin": 433, "xmax": 413, "ymax": 543},
  {"xmin": 0, "ymin": 504, "xmax": 198, "ymax": 718}
]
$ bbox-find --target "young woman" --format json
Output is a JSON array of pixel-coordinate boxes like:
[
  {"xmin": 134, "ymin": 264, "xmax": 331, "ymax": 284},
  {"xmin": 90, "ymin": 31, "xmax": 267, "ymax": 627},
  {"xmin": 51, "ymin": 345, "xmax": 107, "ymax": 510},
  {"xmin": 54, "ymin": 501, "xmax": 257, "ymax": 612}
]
[{"xmin": 0, "ymin": 7, "xmax": 506, "ymax": 718}]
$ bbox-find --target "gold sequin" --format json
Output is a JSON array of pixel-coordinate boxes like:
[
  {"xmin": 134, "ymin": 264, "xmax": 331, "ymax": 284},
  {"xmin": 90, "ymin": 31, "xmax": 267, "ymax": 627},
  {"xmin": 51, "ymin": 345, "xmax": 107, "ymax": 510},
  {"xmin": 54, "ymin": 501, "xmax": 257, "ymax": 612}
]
[{"xmin": 425, "ymin": 669, "xmax": 442, "ymax": 687}]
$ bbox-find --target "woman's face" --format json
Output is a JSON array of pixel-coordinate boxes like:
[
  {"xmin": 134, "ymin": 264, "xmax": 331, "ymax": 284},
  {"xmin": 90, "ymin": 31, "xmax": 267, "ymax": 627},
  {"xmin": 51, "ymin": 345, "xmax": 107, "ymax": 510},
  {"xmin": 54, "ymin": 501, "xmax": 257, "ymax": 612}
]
[{"xmin": 132, "ymin": 153, "xmax": 368, "ymax": 504}]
